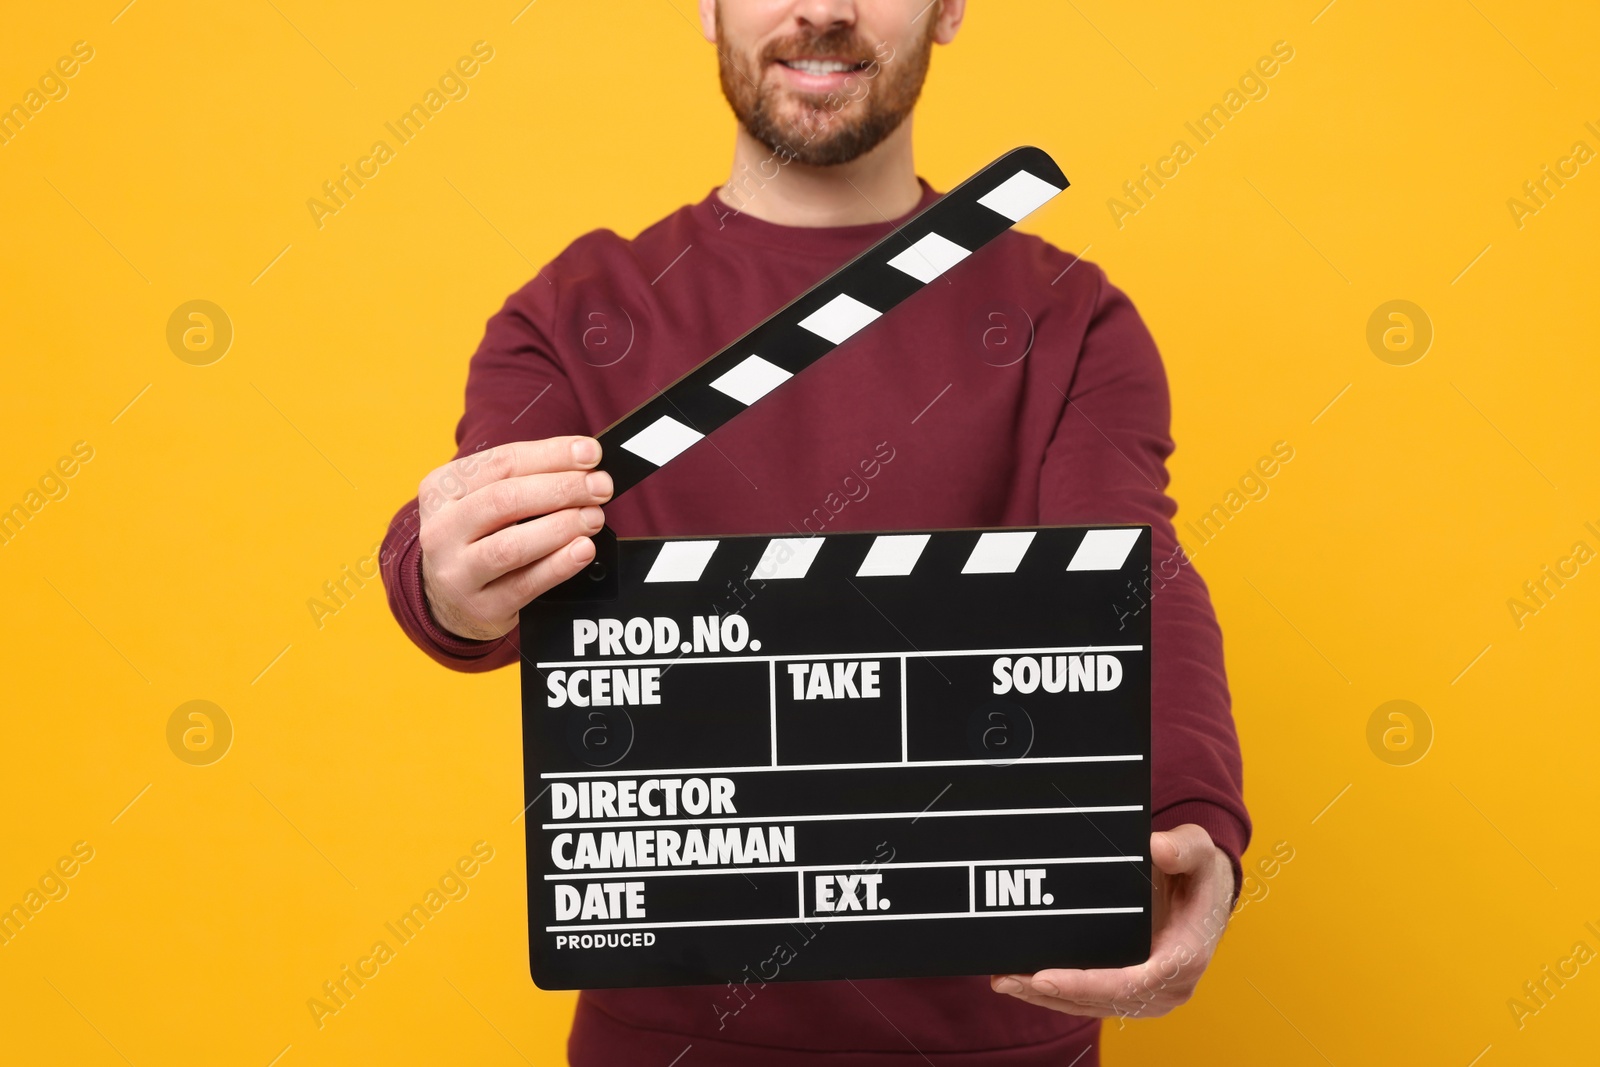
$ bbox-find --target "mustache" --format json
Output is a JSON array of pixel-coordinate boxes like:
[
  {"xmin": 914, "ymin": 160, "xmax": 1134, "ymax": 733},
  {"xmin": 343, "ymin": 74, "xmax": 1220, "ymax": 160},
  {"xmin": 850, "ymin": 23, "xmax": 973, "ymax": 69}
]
[{"xmin": 760, "ymin": 28, "xmax": 874, "ymax": 67}]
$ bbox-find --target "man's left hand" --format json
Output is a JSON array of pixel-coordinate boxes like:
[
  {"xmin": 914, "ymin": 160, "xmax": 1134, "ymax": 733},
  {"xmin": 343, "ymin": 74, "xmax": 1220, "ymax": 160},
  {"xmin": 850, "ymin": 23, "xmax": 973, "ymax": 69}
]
[{"xmin": 990, "ymin": 823, "xmax": 1236, "ymax": 1019}]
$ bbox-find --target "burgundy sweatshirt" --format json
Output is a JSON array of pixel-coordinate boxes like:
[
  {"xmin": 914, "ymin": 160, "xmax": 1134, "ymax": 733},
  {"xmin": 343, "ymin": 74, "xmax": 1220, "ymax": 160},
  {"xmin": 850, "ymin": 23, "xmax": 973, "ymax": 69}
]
[{"xmin": 380, "ymin": 177, "xmax": 1250, "ymax": 1066}]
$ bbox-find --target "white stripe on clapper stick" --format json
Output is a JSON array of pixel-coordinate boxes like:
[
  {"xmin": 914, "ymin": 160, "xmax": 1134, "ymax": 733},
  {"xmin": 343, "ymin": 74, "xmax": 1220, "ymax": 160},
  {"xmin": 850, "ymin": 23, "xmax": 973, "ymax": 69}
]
[
  {"xmin": 755, "ymin": 538, "xmax": 824, "ymax": 580},
  {"xmin": 644, "ymin": 540, "xmax": 721, "ymax": 583},
  {"xmin": 798, "ymin": 294, "xmax": 881, "ymax": 344},
  {"xmin": 1066, "ymin": 528, "xmax": 1141, "ymax": 571},
  {"xmin": 961, "ymin": 531, "xmax": 1036, "ymax": 573},
  {"xmin": 978, "ymin": 171, "xmax": 1063, "ymax": 221},
  {"xmin": 619, "ymin": 414, "xmax": 704, "ymax": 467},
  {"xmin": 856, "ymin": 533, "xmax": 932, "ymax": 577},
  {"xmin": 887, "ymin": 232, "xmax": 971, "ymax": 283},
  {"xmin": 597, "ymin": 155, "xmax": 1063, "ymax": 492},
  {"xmin": 709, "ymin": 354, "xmax": 792, "ymax": 406}
]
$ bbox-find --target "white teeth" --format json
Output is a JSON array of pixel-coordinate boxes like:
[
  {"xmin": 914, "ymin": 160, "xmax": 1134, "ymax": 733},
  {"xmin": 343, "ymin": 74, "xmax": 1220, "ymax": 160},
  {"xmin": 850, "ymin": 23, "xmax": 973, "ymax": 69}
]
[{"xmin": 784, "ymin": 59, "xmax": 857, "ymax": 75}]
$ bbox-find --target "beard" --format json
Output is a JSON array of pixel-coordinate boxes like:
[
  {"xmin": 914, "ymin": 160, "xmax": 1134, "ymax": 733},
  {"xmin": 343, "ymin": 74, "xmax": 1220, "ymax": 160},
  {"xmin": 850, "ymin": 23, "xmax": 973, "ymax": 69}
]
[{"xmin": 715, "ymin": 8, "xmax": 937, "ymax": 167}]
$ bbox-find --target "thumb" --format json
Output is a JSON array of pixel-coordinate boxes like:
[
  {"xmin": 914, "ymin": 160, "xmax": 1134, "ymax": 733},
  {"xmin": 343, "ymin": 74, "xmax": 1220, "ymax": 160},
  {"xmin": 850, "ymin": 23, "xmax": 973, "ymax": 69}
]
[{"xmin": 1151, "ymin": 824, "xmax": 1214, "ymax": 877}]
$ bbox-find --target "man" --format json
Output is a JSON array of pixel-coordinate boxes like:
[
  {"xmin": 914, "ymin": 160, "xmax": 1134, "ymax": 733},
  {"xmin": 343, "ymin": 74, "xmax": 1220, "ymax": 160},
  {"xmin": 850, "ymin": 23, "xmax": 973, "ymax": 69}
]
[{"xmin": 380, "ymin": 1, "xmax": 1250, "ymax": 1062}]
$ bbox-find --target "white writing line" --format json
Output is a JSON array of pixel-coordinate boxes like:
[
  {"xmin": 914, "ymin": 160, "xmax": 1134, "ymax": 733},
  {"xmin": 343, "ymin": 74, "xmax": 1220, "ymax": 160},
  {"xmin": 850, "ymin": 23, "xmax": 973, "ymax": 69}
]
[
  {"xmin": 544, "ymin": 854, "xmax": 1145, "ymax": 880},
  {"xmin": 540, "ymin": 753, "xmax": 1143, "ymax": 780},
  {"xmin": 899, "ymin": 657, "xmax": 909, "ymax": 762},
  {"xmin": 547, "ymin": 905, "xmax": 1145, "ymax": 933},
  {"xmin": 544, "ymin": 804, "xmax": 1143, "ymax": 831},
  {"xmin": 768, "ymin": 659, "xmax": 777, "ymax": 767},
  {"xmin": 537, "ymin": 644, "xmax": 1145, "ymax": 670}
]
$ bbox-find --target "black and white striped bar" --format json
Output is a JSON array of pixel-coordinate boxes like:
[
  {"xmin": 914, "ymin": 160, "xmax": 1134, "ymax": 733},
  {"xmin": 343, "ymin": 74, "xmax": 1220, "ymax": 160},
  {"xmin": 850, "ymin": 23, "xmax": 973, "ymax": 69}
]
[
  {"xmin": 639, "ymin": 526, "xmax": 1142, "ymax": 585},
  {"xmin": 596, "ymin": 146, "xmax": 1068, "ymax": 497}
]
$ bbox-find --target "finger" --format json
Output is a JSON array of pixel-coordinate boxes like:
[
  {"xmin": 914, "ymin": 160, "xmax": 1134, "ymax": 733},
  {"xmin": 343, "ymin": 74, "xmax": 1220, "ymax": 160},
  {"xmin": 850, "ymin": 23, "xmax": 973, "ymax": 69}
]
[
  {"xmin": 1006, "ymin": 970, "xmax": 1180, "ymax": 1020},
  {"xmin": 1022, "ymin": 964, "xmax": 1149, "ymax": 1005},
  {"xmin": 1151, "ymin": 823, "xmax": 1216, "ymax": 878},
  {"xmin": 1149, "ymin": 868, "xmax": 1233, "ymax": 970},
  {"xmin": 470, "ymin": 507, "xmax": 605, "ymax": 584},
  {"xmin": 994, "ymin": 972, "xmax": 1177, "ymax": 1019},
  {"xmin": 995, "ymin": 989, "xmax": 1122, "ymax": 1018},
  {"xmin": 425, "ymin": 437, "xmax": 602, "ymax": 503},
  {"xmin": 1150, "ymin": 826, "xmax": 1233, "ymax": 946},
  {"xmin": 991, "ymin": 974, "xmax": 1105, "ymax": 1003},
  {"xmin": 457, "ymin": 469, "xmax": 614, "ymax": 538},
  {"xmin": 1009, "ymin": 990, "xmax": 1178, "ymax": 1021},
  {"xmin": 483, "ymin": 533, "xmax": 598, "ymax": 613}
]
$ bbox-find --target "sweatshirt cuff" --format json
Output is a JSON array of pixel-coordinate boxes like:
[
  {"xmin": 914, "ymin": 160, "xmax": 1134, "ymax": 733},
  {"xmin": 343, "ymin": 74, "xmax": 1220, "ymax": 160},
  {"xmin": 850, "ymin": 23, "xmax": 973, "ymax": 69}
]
[{"xmin": 1152, "ymin": 800, "xmax": 1249, "ymax": 910}]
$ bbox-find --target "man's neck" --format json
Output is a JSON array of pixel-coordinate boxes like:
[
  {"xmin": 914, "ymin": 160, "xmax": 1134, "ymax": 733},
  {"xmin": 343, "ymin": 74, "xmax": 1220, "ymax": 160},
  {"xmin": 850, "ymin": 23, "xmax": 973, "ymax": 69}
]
[{"xmin": 716, "ymin": 121, "xmax": 923, "ymax": 228}]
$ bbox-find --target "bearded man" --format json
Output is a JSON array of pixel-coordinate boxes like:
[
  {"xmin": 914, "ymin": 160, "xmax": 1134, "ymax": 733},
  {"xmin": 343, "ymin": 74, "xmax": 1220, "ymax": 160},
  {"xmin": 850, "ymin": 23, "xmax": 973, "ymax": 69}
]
[{"xmin": 380, "ymin": 3, "xmax": 1250, "ymax": 1063}]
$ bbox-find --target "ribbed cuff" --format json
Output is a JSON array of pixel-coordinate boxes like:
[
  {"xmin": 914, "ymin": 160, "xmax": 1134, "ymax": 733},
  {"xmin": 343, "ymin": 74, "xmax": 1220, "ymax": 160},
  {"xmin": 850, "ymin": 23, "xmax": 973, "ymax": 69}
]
[
  {"xmin": 381, "ymin": 500, "xmax": 518, "ymax": 672},
  {"xmin": 411, "ymin": 538, "xmax": 516, "ymax": 662}
]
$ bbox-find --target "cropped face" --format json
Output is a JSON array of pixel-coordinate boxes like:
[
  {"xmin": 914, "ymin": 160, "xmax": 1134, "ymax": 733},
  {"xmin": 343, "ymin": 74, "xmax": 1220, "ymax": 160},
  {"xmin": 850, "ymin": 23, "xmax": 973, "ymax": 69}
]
[{"xmin": 702, "ymin": 0, "xmax": 962, "ymax": 166}]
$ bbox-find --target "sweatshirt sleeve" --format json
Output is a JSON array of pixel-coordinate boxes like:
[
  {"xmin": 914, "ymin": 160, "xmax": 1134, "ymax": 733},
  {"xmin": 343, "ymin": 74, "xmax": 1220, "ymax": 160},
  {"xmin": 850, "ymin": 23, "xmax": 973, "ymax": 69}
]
[
  {"xmin": 380, "ymin": 269, "xmax": 592, "ymax": 673},
  {"xmin": 1037, "ymin": 262, "xmax": 1252, "ymax": 899}
]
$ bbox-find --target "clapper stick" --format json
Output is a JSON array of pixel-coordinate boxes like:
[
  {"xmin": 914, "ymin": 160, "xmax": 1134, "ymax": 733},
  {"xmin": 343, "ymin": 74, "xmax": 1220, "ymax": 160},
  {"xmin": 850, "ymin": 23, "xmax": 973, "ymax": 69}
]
[
  {"xmin": 548, "ymin": 146, "xmax": 1068, "ymax": 599},
  {"xmin": 596, "ymin": 145, "xmax": 1068, "ymax": 498}
]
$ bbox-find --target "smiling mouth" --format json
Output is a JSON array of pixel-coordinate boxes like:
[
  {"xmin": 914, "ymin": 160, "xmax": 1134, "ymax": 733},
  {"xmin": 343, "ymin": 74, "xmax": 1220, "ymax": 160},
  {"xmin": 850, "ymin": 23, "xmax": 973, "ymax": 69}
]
[{"xmin": 776, "ymin": 58, "xmax": 869, "ymax": 75}]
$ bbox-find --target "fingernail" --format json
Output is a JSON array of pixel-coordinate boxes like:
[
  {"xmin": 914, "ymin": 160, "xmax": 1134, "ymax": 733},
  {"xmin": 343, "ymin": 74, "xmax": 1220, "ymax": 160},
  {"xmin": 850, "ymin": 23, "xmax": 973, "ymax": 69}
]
[
  {"xmin": 580, "ymin": 506, "xmax": 604, "ymax": 530},
  {"xmin": 569, "ymin": 536, "xmax": 594, "ymax": 561},
  {"xmin": 993, "ymin": 977, "xmax": 1023, "ymax": 994},
  {"xmin": 572, "ymin": 438, "xmax": 599, "ymax": 465},
  {"xmin": 1031, "ymin": 979, "xmax": 1060, "ymax": 996},
  {"xmin": 586, "ymin": 471, "xmax": 612, "ymax": 496}
]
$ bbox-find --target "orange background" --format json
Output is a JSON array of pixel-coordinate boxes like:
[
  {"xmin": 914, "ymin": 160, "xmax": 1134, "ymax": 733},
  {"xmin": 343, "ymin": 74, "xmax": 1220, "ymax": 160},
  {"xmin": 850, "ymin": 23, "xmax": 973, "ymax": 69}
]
[{"xmin": 2, "ymin": 1, "xmax": 1596, "ymax": 1063}]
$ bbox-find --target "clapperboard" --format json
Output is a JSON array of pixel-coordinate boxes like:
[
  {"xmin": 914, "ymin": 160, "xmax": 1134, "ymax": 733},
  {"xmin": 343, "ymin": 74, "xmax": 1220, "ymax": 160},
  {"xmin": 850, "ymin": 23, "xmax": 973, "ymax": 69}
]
[{"xmin": 520, "ymin": 147, "xmax": 1152, "ymax": 990}]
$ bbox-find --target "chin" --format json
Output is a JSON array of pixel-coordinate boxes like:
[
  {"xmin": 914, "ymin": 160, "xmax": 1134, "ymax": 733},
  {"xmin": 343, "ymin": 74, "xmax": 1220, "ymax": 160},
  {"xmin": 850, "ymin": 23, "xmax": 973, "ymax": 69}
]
[{"xmin": 780, "ymin": 102, "xmax": 863, "ymax": 139}]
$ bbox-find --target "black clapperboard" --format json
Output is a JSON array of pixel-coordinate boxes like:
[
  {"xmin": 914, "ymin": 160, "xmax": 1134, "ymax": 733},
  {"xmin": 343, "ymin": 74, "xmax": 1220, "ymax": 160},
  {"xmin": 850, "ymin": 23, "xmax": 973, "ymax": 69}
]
[{"xmin": 520, "ymin": 147, "xmax": 1152, "ymax": 989}]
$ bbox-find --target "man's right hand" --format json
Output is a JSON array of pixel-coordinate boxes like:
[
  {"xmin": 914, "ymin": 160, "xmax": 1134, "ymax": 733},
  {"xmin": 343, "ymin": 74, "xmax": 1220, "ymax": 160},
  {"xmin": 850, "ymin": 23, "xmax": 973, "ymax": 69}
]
[{"xmin": 416, "ymin": 436, "xmax": 613, "ymax": 640}]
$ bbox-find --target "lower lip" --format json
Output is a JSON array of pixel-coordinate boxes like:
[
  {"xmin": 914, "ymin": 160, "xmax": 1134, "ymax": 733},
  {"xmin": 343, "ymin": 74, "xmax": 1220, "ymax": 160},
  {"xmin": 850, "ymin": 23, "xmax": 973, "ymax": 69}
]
[{"xmin": 773, "ymin": 61, "xmax": 865, "ymax": 94}]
